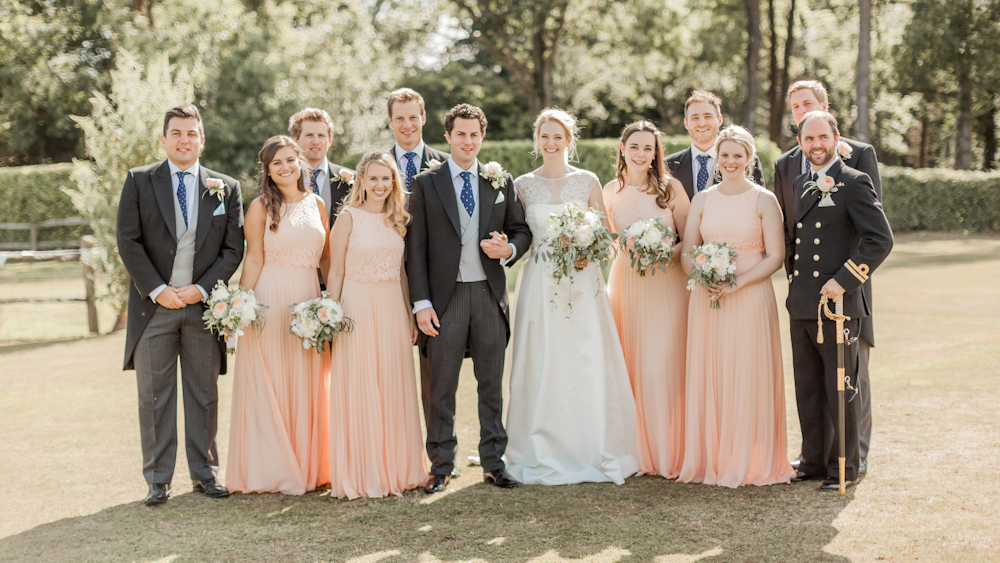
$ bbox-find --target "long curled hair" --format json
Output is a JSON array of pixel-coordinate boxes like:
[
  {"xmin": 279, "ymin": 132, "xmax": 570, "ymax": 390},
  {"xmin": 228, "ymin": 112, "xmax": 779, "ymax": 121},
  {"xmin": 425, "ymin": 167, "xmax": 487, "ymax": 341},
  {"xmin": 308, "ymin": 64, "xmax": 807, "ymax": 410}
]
[
  {"xmin": 531, "ymin": 107, "xmax": 580, "ymax": 163},
  {"xmin": 346, "ymin": 150, "xmax": 411, "ymax": 237},
  {"xmin": 615, "ymin": 121, "xmax": 674, "ymax": 209},
  {"xmin": 713, "ymin": 126, "xmax": 758, "ymax": 183},
  {"xmin": 256, "ymin": 135, "xmax": 306, "ymax": 232}
]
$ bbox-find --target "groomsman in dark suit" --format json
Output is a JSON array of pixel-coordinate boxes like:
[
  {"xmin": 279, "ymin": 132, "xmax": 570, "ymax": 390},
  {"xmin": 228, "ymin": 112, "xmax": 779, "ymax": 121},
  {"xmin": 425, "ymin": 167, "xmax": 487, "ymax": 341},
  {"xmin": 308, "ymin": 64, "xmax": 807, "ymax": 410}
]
[
  {"xmin": 116, "ymin": 105, "xmax": 245, "ymax": 506},
  {"xmin": 774, "ymin": 81, "xmax": 881, "ymax": 473},
  {"xmin": 385, "ymin": 88, "xmax": 450, "ymax": 435},
  {"xmin": 290, "ymin": 108, "xmax": 353, "ymax": 228},
  {"xmin": 406, "ymin": 103, "xmax": 532, "ymax": 493},
  {"xmin": 666, "ymin": 90, "xmax": 765, "ymax": 200},
  {"xmin": 786, "ymin": 111, "xmax": 892, "ymax": 490}
]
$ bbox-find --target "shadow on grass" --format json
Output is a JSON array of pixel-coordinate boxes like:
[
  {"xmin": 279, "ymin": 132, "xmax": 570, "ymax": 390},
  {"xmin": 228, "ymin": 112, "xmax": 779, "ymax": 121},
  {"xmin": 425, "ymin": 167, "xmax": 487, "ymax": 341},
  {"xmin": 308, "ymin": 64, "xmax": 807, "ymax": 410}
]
[
  {"xmin": 0, "ymin": 332, "xmax": 120, "ymax": 355},
  {"xmin": 0, "ymin": 475, "xmax": 853, "ymax": 562}
]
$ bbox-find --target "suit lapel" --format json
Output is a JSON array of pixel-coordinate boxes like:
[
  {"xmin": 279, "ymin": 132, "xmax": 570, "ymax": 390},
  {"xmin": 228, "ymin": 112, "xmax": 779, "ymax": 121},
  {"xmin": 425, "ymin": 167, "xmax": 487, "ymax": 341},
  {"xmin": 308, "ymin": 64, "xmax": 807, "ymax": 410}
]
[
  {"xmin": 795, "ymin": 159, "xmax": 842, "ymax": 222},
  {"xmin": 432, "ymin": 165, "xmax": 462, "ymax": 236},
  {"xmin": 194, "ymin": 166, "xmax": 214, "ymax": 251},
  {"xmin": 152, "ymin": 161, "xmax": 177, "ymax": 241},
  {"xmin": 478, "ymin": 167, "xmax": 496, "ymax": 238},
  {"xmin": 677, "ymin": 149, "xmax": 694, "ymax": 194}
]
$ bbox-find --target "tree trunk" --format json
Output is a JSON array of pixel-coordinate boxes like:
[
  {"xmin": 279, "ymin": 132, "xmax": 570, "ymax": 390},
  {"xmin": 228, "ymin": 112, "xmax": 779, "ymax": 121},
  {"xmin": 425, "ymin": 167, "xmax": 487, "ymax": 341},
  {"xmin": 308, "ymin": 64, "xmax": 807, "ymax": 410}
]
[
  {"xmin": 767, "ymin": 0, "xmax": 780, "ymax": 142},
  {"xmin": 769, "ymin": 0, "xmax": 796, "ymax": 145},
  {"xmin": 919, "ymin": 114, "xmax": 929, "ymax": 168},
  {"xmin": 744, "ymin": 0, "xmax": 762, "ymax": 133},
  {"xmin": 978, "ymin": 104, "xmax": 996, "ymax": 170},
  {"xmin": 955, "ymin": 74, "xmax": 974, "ymax": 170},
  {"xmin": 856, "ymin": 0, "xmax": 872, "ymax": 143}
]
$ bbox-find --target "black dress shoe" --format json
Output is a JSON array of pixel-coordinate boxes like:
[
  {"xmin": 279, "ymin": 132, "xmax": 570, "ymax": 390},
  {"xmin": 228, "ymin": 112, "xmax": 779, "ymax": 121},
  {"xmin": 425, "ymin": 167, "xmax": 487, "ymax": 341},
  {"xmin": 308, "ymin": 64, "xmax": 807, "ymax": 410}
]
[
  {"xmin": 424, "ymin": 474, "xmax": 450, "ymax": 494},
  {"xmin": 859, "ymin": 459, "xmax": 867, "ymax": 474},
  {"xmin": 483, "ymin": 468, "xmax": 519, "ymax": 489},
  {"xmin": 790, "ymin": 470, "xmax": 822, "ymax": 483},
  {"xmin": 820, "ymin": 477, "xmax": 854, "ymax": 491},
  {"xmin": 790, "ymin": 455, "xmax": 804, "ymax": 470},
  {"xmin": 192, "ymin": 478, "xmax": 230, "ymax": 498},
  {"xmin": 144, "ymin": 483, "xmax": 171, "ymax": 506}
]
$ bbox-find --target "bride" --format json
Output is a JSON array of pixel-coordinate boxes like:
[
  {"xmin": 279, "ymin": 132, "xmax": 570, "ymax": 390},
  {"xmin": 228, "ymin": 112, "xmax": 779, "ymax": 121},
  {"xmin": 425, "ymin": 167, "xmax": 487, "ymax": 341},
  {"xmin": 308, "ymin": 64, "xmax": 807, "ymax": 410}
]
[{"xmin": 505, "ymin": 108, "xmax": 640, "ymax": 485}]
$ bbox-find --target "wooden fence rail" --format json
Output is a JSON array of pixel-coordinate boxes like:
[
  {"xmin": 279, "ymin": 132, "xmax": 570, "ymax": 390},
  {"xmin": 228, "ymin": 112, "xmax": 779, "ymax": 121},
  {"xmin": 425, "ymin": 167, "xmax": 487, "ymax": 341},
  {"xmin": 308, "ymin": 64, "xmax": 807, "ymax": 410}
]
[{"xmin": 0, "ymin": 217, "xmax": 90, "ymax": 251}]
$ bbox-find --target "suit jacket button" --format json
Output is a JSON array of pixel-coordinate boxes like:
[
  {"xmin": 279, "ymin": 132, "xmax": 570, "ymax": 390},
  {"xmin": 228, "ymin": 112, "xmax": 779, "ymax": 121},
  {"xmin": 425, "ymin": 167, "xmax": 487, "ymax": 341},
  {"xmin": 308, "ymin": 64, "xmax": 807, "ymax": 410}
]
[
  {"xmin": 814, "ymin": 238, "xmax": 820, "ymax": 245},
  {"xmin": 813, "ymin": 271, "xmax": 819, "ymax": 277},
  {"xmin": 796, "ymin": 222, "xmax": 803, "ymax": 229},
  {"xmin": 794, "ymin": 270, "xmax": 799, "ymax": 276},
  {"xmin": 169, "ymin": 249, "xmax": 174, "ymax": 255},
  {"xmin": 795, "ymin": 238, "xmax": 801, "ymax": 244},
  {"xmin": 815, "ymin": 222, "xmax": 822, "ymax": 228},
  {"xmin": 813, "ymin": 254, "xmax": 820, "ymax": 261},
  {"xmin": 794, "ymin": 254, "xmax": 799, "ymax": 260}
]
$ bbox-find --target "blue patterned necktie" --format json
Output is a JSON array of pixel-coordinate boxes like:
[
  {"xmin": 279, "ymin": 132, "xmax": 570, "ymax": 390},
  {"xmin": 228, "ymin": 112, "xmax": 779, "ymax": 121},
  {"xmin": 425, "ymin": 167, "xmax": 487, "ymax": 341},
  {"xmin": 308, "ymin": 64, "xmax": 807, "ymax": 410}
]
[
  {"xmin": 404, "ymin": 152, "xmax": 418, "ymax": 191},
  {"xmin": 310, "ymin": 168, "xmax": 322, "ymax": 195},
  {"xmin": 459, "ymin": 171, "xmax": 475, "ymax": 216},
  {"xmin": 176, "ymin": 171, "xmax": 190, "ymax": 229},
  {"xmin": 696, "ymin": 154, "xmax": 710, "ymax": 192},
  {"xmin": 804, "ymin": 158, "xmax": 812, "ymax": 175}
]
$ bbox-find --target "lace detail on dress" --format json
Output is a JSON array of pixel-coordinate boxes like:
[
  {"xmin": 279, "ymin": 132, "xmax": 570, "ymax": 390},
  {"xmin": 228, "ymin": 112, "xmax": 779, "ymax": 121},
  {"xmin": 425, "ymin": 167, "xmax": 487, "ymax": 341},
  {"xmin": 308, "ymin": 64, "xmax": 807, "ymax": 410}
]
[
  {"xmin": 605, "ymin": 181, "xmax": 676, "ymax": 234},
  {"xmin": 699, "ymin": 186, "xmax": 765, "ymax": 256},
  {"xmin": 514, "ymin": 169, "xmax": 601, "ymax": 250},
  {"xmin": 263, "ymin": 194, "xmax": 326, "ymax": 268},
  {"xmin": 343, "ymin": 207, "xmax": 403, "ymax": 282}
]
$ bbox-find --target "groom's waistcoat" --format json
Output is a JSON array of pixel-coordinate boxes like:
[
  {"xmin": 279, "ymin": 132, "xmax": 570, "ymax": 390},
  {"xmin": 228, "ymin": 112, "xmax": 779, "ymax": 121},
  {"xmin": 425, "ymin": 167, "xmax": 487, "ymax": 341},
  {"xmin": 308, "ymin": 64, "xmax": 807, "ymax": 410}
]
[
  {"xmin": 457, "ymin": 196, "xmax": 487, "ymax": 282},
  {"xmin": 170, "ymin": 183, "xmax": 199, "ymax": 288}
]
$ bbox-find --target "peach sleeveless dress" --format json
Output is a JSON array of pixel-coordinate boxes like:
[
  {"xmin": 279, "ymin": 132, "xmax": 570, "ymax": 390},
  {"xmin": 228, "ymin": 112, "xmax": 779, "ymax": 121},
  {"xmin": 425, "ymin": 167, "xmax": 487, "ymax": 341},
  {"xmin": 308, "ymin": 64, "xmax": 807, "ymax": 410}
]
[
  {"xmin": 604, "ymin": 182, "xmax": 687, "ymax": 479},
  {"xmin": 678, "ymin": 185, "xmax": 795, "ymax": 487},
  {"xmin": 227, "ymin": 193, "xmax": 331, "ymax": 495},
  {"xmin": 328, "ymin": 207, "xmax": 428, "ymax": 499}
]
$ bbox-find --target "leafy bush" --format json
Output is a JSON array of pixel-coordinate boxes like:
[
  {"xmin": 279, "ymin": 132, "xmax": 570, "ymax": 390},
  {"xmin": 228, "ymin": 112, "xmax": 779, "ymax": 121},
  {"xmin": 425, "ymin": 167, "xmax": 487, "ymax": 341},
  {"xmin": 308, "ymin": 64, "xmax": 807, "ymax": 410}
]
[
  {"xmin": 0, "ymin": 163, "xmax": 84, "ymax": 247},
  {"xmin": 881, "ymin": 166, "xmax": 1000, "ymax": 232}
]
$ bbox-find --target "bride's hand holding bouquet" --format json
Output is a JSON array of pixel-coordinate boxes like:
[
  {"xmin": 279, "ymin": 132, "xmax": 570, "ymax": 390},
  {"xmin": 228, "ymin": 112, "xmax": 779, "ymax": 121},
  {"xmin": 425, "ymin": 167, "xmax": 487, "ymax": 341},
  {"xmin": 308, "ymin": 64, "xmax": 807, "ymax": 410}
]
[{"xmin": 535, "ymin": 202, "xmax": 617, "ymax": 284}]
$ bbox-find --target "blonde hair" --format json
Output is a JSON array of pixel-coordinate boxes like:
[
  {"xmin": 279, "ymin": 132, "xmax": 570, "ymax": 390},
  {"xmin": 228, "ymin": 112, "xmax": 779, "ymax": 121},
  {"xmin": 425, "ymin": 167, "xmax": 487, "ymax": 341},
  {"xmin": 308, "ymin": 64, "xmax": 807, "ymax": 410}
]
[
  {"xmin": 615, "ymin": 121, "xmax": 674, "ymax": 209},
  {"xmin": 346, "ymin": 150, "xmax": 411, "ymax": 237},
  {"xmin": 713, "ymin": 126, "xmax": 758, "ymax": 183},
  {"xmin": 532, "ymin": 107, "xmax": 580, "ymax": 163},
  {"xmin": 288, "ymin": 108, "xmax": 334, "ymax": 139},
  {"xmin": 387, "ymin": 88, "xmax": 425, "ymax": 118},
  {"xmin": 684, "ymin": 90, "xmax": 722, "ymax": 117},
  {"xmin": 787, "ymin": 80, "xmax": 829, "ymax": 104}
]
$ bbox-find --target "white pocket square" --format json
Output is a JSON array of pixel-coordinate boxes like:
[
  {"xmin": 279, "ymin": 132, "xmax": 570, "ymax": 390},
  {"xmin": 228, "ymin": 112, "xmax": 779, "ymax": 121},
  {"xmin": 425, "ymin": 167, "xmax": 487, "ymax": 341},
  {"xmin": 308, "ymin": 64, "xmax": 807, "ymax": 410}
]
[
  {"xmin": 495, "ymin": 191, "xmax": 505, "ymax": 204},
  {"xmin": 818, "ymin": 195, "xmax": 836, "ymax": 207},
  {"xmin": 212, "ymin": 203, "xmax": 226, "ymax": 216}
]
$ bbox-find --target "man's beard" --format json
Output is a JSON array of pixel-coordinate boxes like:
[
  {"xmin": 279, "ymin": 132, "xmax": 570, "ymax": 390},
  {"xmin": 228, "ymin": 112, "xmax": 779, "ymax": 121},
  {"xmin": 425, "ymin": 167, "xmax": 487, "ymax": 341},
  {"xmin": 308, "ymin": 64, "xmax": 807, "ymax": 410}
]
[{"xmin": 807, "ymin": 146, "xmax": 834, "ymax": 168}]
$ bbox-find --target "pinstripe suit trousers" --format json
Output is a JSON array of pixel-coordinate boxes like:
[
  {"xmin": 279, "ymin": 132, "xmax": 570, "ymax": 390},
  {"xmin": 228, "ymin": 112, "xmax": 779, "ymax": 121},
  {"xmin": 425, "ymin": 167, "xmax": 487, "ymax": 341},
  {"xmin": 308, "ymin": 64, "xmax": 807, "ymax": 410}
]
[
  {"xmin": 425, "ymin": 281, "xmax": 508, "ymax": 475},
  {"xmin": 133, "ymin": 305, "xmax": 221, "ymax": 484}
]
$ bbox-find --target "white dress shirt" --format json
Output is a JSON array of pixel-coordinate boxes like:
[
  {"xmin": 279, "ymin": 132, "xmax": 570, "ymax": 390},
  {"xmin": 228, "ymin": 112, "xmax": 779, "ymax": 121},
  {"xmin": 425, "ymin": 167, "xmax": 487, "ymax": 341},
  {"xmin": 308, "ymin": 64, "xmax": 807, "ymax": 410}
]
[
  {"xmin": 690, "ymin": 144, "xmax": 717, "ymax": 190},
  {"xmin": 395, "ymin": 141, "xmax": 425, "ymax": 175},
  {"xmin": 149, "ymin": 159, "xmax": 208, "ymax": 303},
  {"xmin": 813, "ymin": 156, "xmax": 840, "ymax": 178},
  {"xmin": 411, "ymin": 157, "xmax": 516, "ymax": 314}
]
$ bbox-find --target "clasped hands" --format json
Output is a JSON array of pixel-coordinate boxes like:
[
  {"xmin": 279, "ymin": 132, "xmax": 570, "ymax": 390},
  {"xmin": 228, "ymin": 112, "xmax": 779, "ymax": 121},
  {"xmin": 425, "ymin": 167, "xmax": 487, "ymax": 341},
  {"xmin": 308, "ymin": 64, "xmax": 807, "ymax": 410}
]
[
  {"xmin": 480, "ymin": 231, "xmax": 513, "ymax": 260},
  {"xmin": 155, "ymin": 285, "xmax": 204, "ymax": 309}
]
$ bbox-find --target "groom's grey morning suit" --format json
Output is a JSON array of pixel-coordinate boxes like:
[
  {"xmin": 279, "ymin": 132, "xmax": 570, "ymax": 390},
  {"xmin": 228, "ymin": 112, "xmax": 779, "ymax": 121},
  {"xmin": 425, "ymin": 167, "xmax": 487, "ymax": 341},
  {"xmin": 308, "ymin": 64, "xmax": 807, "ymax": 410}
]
[
  {"xmin": 406, "ymin": 159, "xmax": 531, "ymax": 476},
  {"xmin": 117, "ymin": 159, "xmax": 244, "ymax": 485}
]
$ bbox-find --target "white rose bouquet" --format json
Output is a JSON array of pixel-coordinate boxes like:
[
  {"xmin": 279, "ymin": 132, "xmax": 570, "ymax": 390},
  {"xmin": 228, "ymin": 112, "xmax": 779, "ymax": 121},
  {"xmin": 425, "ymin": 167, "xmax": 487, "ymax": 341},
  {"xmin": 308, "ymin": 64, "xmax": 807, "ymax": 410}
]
[
  {"xmin": 202, "ymin": 280, "xmax": 268, "ymax": 353},
  {"xmin": 686, "ymin": 242, "xmax": 738, "ymax": 309},
  {"xmin": 619, "ymin": 218, "xmax": 678, "ymax": 277},
  {"xmin": 535, "ymin": 202, "xmax": 617, "ymax": 284},
  {"xmin": 289, "ymin": 291, "xmax": 354, "ymax": 354}
]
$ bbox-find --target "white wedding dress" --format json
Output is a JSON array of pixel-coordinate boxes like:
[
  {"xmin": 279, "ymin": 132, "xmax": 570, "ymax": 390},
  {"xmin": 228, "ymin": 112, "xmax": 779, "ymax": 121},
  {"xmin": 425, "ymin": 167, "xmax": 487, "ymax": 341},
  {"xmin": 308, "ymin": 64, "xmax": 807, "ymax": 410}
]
[{"xmin": 505, "ymin": 169, "xmax": 640, "ymax": 485}]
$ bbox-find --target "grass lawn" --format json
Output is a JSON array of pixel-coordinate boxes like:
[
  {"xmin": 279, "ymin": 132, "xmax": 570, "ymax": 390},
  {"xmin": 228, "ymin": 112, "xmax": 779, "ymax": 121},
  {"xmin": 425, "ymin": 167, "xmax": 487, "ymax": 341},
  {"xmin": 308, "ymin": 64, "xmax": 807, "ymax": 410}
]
[{"xmin": 0, "ymin": 232, "xmax": 998, "ymax": 562}]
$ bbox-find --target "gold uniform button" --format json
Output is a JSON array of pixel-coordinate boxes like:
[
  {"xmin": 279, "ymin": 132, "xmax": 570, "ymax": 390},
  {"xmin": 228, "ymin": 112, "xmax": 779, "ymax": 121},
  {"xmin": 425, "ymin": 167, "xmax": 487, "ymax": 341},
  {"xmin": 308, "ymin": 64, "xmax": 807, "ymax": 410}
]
[
  {"xmin": 794, "ymin": 254, "xmax": 799, "ymax": 260},
  {"xmin": 813, "ymin": 271, "xmax": 819, "ymax": 277},
  {"xmin": 815, "ymin": 222, "xmax": 822, "ymax": 228},
  {"xmin": 813, "ymin": 255, "xmax": 820, "ymax": 261},
  {"xmin": 814, "ymin": 238, "xmax": 820, "ymax": 245},
  {"xmin": 797, "ymin": 222, "xmax": 803, "ymax": 229},
  {"xmin": 795, "ymin": 238, "xmax": 801, "ymax": 244},
  {"xmin": 794, "ymin": 270, "xmax": 799, "ymax": 276}
]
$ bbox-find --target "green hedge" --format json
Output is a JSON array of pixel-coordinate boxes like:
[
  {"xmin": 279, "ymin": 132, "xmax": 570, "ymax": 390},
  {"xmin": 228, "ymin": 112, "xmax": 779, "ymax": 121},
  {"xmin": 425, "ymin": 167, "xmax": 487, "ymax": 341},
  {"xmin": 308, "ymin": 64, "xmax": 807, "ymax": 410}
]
[
  {"xmin": 881, "ymin": 166, "xmax": 1000, "ymax": 232},
  {"xmin": 0, "ymin": 162, "xmax": 86, "ymax": 247}
]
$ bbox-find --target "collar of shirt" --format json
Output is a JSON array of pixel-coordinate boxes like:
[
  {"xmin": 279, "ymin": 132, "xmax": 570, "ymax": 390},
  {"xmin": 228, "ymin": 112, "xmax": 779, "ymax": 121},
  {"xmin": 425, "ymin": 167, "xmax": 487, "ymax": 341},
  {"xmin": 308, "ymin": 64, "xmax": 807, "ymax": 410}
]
[
  {"xmin": 396, "ymin": 141, "xmax": 424, "ymax": 164},
  {"xmin": 317, "ymin": 158, "xmax": 330, "ymax": 182},
  {"xmin": 167, "ymin": 159, "xmax": 200, "ymax": 184},
  {"xmin": 690, "ymin": 144, "xmax": 716, "ymax": 161},
  {"xmin": 814, "ymin": 156, "xmax": 840, "ymax": 178},
  {"xmin": 447, "ymin": 157, "xmax": 479, "ymax": 204}
]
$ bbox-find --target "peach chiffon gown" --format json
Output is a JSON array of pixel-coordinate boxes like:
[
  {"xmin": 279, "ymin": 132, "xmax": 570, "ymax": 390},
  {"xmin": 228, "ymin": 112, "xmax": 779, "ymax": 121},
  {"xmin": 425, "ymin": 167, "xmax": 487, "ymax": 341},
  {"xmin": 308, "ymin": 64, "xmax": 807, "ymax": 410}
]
[
  {"xmin": 678, "ymin": 185, "xmax": 795, "ymax": 488},
  {"xmin": 604, "ymin": 181, "xmax": 687, "ymax": 479},
  {"xmin": 227, "ymin": 193, "xmax": 330, "ymax": 495},
  {"xmin": 328, "ymin": 207, "xmax": 428, "ymax": 499}
]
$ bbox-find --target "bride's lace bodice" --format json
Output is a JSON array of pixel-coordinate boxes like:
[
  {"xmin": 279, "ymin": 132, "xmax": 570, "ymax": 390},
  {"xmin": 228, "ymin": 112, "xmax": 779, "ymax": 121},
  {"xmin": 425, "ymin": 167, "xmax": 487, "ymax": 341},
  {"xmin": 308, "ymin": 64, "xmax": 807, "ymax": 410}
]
[
  {"xmin": 514, "ymin": 169, "xmax": 602, "ymax": 249},
  {"xmin": 263, "ymin": 194, "xmax": 326, "ymax": 268}
]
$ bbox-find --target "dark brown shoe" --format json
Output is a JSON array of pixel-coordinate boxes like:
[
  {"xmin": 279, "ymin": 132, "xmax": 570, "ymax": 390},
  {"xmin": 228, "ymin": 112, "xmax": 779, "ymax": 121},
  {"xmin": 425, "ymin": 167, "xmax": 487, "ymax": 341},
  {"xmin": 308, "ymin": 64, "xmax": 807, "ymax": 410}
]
[
  {"xmin": 483, "ymin": 468, "xmax": 519, "ymax": 489},
  {"xmin": 192, "ymin": 478, "xmax": 230, "ymax": 498},
  {"xmin": 424, "ymin": 474, "xmax": 450, "ymax": 494},
  {"xmin": 144, "ymin": 483, "xmax": 171, "ymax": 506},
  {"xmin": 790, "ymin": 470, "xmax": 823, "ymax": 483}
]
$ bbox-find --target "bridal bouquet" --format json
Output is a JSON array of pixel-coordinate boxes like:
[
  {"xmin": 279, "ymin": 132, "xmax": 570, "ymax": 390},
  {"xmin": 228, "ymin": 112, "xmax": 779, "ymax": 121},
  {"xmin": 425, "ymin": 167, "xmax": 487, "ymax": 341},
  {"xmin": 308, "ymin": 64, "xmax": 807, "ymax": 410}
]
[
  {"xmin": 203, "ymin": 281, "xmax": 268, "ymax": 353},
  {"xmin": 686, "ymin": 242, "xmax": 738, "ymax": 309},
  {"xmin": 289, "ymin": 292, "xmax": 354, "ymax": 354},
  {"xmin": 535, "ymin": 202, "xmax": 617, "ymax": 284},
  {"xmin": 619, "ymin": 218, "xmax": 678, "ymax": 277}
]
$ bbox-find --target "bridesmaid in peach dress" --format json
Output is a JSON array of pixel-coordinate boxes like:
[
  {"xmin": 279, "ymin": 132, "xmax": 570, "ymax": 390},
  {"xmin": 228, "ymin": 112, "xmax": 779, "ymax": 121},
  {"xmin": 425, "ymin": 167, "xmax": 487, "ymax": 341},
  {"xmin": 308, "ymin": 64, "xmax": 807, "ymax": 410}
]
[
  {"xmin": 227, "ymin": 136, "xmax": 331, "ymax": 495},
  {"xmin": 603, "ymin": 121, "xmax": 691, "ymax": 479},
  {"xmin": 678, "ymin": 126, "xmax": 795, "ymax": 488},
  {"xmin": 326, "ymin": 150, "xmax": 428, "ymax": 499}
]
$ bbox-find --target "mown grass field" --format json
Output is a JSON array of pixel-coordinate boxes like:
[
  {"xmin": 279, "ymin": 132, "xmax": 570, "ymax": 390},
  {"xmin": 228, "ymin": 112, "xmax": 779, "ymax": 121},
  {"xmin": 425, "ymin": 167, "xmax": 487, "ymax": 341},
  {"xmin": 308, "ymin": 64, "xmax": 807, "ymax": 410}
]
[{"xmin": 0, "ymin": 232, "xmax": 998, "ymax": 562}]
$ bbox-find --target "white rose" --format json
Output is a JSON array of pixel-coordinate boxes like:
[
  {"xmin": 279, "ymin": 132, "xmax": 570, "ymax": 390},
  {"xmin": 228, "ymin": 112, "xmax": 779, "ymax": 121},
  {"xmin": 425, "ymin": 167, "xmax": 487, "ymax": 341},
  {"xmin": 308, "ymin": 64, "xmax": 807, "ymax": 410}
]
[
  {"xmin": 482, "ymin": 161, "xmax": 503, "ymax": 177},
  {"xmin": 582, "ymin": 211, "xmax": 599, "ymax": 226},
  {"xmin": 573, "ymin": 224, "xmax": 596, "ymax": 248},
  {"xmin": 300, "ymin": 318, "xmax": 320, "ymax": 339},
  {"xmin": 641, "ymin": 229, "xmax": 661, "ymax": 249},
  {"xmin": 624, "ymin": 222, "xmax": 645, "ymax": 240},
  {"xmin": 686, "ymin": 279, "xmax": 697, "ymax": 291},
  {"xmin": 211, "ymin": 286, "xmax": 230, "ymax": 302},
  {"xmin": 319, "ymin": 298, "xmax": 336, "ymax": 310}
]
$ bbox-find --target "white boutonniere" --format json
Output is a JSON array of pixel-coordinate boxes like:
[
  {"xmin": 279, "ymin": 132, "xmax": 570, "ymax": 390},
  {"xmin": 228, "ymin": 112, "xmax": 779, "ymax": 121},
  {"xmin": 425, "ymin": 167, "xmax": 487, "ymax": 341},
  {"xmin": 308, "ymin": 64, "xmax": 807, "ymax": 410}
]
[
  {"xmin": 205, "ymin": 178, "xmax": 226, "ymax": 202},
  {"xmin": 425, "ymin": 159, "xmax": 442, "ymax": 170},
  {"xmin": 481, "ymin": 161, "xmax": 506, "ymax": 190},
  {"xmin": 337, "ymin": 169, "xmax": 354, "ymax": 186},
  {"xmin": 838, "ymin": 140, "xmax": 853, "ymax": 160},
  {"xmin": 801, "ymin": 174, "xmax": 844, "ymax": 199}
]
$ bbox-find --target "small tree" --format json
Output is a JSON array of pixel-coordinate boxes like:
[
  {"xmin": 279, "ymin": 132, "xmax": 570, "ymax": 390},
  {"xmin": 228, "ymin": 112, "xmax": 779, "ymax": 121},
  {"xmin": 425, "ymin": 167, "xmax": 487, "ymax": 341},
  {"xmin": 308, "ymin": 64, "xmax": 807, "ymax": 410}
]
[{"xmin": 65, "ymin": 50, "xmax": 192, "ymax": 329}]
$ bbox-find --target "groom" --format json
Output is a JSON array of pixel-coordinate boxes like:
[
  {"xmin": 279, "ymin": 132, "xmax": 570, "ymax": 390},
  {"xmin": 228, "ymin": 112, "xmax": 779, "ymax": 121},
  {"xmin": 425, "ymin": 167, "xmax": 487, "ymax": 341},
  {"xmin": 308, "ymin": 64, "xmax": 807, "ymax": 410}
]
[
  {"xmin": 406, "ymin": 103, "xmax": 531, "ymax": 493},
  {"xmin": 117, "ymin": 105, "xmax": 245, "ymax": 506}
]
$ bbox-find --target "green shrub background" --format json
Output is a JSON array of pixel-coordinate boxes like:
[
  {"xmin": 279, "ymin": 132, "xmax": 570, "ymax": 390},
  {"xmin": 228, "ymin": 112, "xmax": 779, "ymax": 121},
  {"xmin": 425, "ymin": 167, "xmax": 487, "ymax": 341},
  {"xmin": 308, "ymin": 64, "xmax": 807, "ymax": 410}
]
[{"xmin": 0, "ymin": 163, "xmax": 88, "ymax": 247}]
